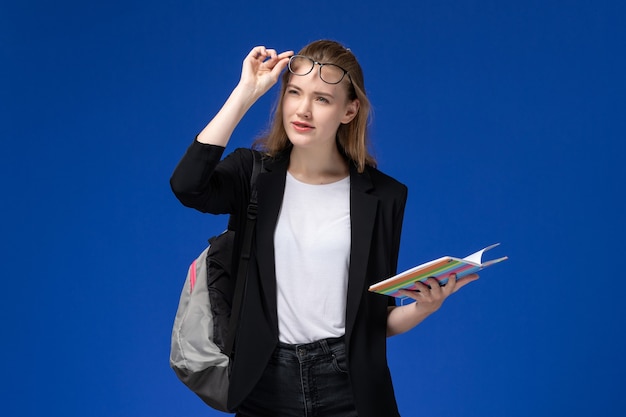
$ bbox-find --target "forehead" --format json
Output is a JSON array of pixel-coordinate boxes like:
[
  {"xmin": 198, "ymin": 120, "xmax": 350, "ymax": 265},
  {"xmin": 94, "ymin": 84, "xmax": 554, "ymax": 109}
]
[{"xmin": 287, "ymin": 71, "xmax": 350, "ymax": 98}]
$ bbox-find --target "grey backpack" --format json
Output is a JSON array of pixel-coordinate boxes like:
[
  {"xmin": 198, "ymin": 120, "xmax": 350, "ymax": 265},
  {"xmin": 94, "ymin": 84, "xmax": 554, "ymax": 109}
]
[{"xmin": 170, "ymin": 150, "xmax": 262, "ymax": 412}]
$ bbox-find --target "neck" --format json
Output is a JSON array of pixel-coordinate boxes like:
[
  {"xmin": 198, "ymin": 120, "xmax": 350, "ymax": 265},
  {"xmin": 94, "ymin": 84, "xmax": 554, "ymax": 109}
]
[{"xmin": 288, "ymin": 145, "xmax": 349, "ymax": 185}]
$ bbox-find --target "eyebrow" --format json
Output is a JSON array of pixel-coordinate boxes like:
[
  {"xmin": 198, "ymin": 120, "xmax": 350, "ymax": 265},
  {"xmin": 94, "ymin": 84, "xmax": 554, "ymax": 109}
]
[{"xmin": 286, "ymin": 83, "xmax": 335, "ymax": 99}]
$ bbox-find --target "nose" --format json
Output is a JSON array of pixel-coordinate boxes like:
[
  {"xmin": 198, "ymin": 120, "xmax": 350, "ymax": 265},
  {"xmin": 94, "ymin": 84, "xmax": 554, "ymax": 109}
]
[{"xmin": 296, "ymin": 99, "xmax": 312, "ymax": 119}]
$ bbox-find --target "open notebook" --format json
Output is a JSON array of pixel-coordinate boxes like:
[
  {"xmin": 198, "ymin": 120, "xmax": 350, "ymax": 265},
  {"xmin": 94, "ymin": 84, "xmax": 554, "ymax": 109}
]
[{"xmin": 368, "ymin": 243, "xmax": 508, "ymax": 299}]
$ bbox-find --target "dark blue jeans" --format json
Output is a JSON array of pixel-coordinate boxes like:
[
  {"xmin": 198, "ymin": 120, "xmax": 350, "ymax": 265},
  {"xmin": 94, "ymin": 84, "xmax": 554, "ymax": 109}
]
[{"xmin": 235, "ymin": 337, "xmax": 358, "ymax": 417}]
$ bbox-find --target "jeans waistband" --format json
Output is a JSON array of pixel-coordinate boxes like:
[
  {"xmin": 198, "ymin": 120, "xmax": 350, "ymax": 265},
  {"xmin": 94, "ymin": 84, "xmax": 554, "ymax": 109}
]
[
  {"xmin": 278, "ymin": 336, "xmax": 344, "ymax": 350},
  {"xmin": 276, "ymin": 336, "xmax": 345, "ymax": 360}
]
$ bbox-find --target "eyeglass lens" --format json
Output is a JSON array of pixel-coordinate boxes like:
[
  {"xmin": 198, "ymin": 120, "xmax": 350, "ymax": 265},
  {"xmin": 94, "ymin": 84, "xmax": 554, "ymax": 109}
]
[{"xmin": 289, "ymin": 55, "xmax": 347, "ymax": 84}]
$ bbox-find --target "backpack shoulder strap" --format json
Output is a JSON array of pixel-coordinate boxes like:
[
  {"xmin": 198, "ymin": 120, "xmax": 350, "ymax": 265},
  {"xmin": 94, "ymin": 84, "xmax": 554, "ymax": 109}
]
[
  {"xmin": 224, "ymin": 149, "xmax": 263, "ymax": 356},
  {"xmin": 249, "ymin": 149, "xmax": 263, "ymax": 209}
]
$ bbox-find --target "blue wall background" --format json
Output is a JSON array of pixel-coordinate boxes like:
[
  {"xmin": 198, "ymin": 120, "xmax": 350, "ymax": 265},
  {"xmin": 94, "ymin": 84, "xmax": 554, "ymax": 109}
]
[{"xmin": 2, "ymin": 1, "xmax": 624, "ymax": 416}]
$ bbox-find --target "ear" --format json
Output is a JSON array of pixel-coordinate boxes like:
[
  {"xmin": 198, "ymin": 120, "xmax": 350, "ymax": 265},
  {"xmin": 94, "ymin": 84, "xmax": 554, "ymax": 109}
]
[{"xmin": 341, "ymin": 99, "xmax": 360, "ymax": 124}]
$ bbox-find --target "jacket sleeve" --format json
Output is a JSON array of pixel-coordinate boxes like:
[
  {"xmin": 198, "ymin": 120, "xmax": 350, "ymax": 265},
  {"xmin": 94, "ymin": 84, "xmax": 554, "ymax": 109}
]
[
  {"xmin": 390, "ymin": 184, "xmax": 408, "ymax": 276},
  {"xmin": 169, "ymin": 138, "xmax": 253, "ymax": 216},
  {"xmin": 387, "ymin": 183, "xmax": 408, "ymax": 307}
]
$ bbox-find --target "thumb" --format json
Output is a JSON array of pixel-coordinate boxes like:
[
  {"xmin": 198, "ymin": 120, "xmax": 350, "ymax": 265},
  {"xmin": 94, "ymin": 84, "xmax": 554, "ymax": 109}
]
[
  {"xmin": 452, "ymin": 273, "xmax": 479, "ymax": 293},
  {"xmin": 269, "ymin": 56, "xmax": 291, "ymax": 79}
]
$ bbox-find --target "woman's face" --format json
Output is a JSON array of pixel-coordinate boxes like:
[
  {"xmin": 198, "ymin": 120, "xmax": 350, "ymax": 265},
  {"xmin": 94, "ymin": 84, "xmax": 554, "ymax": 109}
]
[{"xmin": 282, "ymin": 69, "xmax": 358, "ymax": 151}]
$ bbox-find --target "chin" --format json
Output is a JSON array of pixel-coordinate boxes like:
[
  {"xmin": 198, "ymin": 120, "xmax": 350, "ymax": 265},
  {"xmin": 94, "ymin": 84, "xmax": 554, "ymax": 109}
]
[{"xmin": 286, "ymin": 132, "xmax": 315, "ymax": 147}]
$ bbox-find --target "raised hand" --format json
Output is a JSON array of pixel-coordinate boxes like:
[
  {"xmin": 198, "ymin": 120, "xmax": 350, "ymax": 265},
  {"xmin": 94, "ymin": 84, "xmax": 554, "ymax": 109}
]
[
  {"xmin": 238, "ymin": 46, "xmax": 294, "ymax": 99},
  {"xmin": 196, "ymin": 46, "xmax": 293, "ymax": 146}
]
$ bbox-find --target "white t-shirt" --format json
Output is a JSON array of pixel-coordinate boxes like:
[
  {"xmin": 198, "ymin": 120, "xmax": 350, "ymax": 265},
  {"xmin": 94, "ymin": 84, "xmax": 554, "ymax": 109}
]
[{"xmin": 274, "ymin": 172, "xmax": 351, "ymax": 344}]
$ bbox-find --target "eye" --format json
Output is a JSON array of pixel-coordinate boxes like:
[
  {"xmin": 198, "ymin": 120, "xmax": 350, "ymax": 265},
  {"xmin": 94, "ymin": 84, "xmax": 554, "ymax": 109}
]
[
  {"xmin": 286, "ymin": 88, "xmax": 299, "ymax": 95},
  {"xmin": 316, "ymin": 96, "xmax": 330, "ymax": 103}
]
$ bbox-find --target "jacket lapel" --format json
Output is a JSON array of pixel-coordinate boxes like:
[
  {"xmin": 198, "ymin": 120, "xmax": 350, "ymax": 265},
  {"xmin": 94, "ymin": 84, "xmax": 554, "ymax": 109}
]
[
  {"xmin": 346, "ymin": 164, "xmax": 378, "ymax": 340},
  {"xmin": 254, "ymin": 153, "xmax": 289, "ymax": 335}
]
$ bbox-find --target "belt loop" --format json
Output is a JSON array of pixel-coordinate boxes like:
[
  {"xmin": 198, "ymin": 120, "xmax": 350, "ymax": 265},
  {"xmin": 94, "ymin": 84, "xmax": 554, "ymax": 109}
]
[{"xmin": 319, "ymin": 338, "xmax": 331, "ymax": 355}]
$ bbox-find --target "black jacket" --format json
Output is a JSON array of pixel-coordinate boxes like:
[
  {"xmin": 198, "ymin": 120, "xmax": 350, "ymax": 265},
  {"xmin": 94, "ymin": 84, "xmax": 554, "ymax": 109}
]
[{"xmin": 171, "ymin": 140, "xmax": 408, "ymax": 416}]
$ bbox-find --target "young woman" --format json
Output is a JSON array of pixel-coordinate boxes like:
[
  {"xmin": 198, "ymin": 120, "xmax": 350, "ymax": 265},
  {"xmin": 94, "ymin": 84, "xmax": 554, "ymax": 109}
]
[{"xmin": 171, "ymin": 40, "xmax": 478, "ymax": 417}]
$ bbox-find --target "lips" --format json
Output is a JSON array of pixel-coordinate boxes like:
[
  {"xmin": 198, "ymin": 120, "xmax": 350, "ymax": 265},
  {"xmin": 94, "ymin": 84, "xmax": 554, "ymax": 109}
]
[{"xmin": 291, "ymin": 121, "xmax": 314, "ymax": 131}]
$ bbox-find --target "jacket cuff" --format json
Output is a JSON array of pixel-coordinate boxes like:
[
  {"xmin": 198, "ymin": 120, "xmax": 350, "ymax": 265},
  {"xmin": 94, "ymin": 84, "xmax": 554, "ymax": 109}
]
[{"xmin": 185, "ymin": 136, "xmax": 226, "ymax": 162}]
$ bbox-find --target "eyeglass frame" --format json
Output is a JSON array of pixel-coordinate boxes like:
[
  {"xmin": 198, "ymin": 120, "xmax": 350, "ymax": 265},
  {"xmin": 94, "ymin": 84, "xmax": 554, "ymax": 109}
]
[{"xmin": 287, "ymin": 55, "xmax": 353, "ymax": 85}]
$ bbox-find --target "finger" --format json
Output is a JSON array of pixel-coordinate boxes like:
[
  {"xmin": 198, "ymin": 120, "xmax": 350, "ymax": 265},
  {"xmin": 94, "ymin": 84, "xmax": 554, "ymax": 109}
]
[
  {"xmin": 249, "ymin": 46, "xmax": 263, "ymax": 56},
  {"xmin": 413, "ymin": 280, "xmax": 431, "ymax": 292},
  {"xmin": 429, "ymin": 277, "xmax": 450, "ymax": 300},
  {"xmin": 278, "ymin": 50, "xmax": 295, "ymax": 59},
  {"xmin": 261, "ymin": 50, "xmax": 284, "ymax": 67},
  {"xmin": 269, "ymin": 56, "xmax": 291, "ymax": 77},
  {"xmin": 441, "ymin": 273, "xmax": 457, "ymax": 294},
  {"xmin": 397, "ymin": 289, "xmax": 420, "ymax": 301},
  {"xmin": 265, "ymin": 48, "xmax": 278, "ymax": 59},
  {"xmin": 263, "ymin": 50, "xmax": 294, "ymax": 65},
  {"xmin": 248, "ymin": 46, "xmax": 269, "ymax": 60},
  {"xmin": 426, "ymin": 276, "xmax": 442, "ymax": 291},
  {"xmin": 452, "ymin": 273, "xmax": 479, "ymax": 293}
]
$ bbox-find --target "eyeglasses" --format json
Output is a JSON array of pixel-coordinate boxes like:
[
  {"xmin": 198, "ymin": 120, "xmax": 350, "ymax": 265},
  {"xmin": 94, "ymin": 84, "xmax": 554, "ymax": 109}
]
[{"xmin": 288, "ymin": 55, "xmax": 352, "ymax": 85}]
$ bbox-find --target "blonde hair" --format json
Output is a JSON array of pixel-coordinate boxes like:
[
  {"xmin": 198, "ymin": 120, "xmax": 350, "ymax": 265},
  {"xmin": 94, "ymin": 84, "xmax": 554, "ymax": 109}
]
[{"xmin": 254, "ymin": 40, "xmax": 375, "ymax": 172}]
